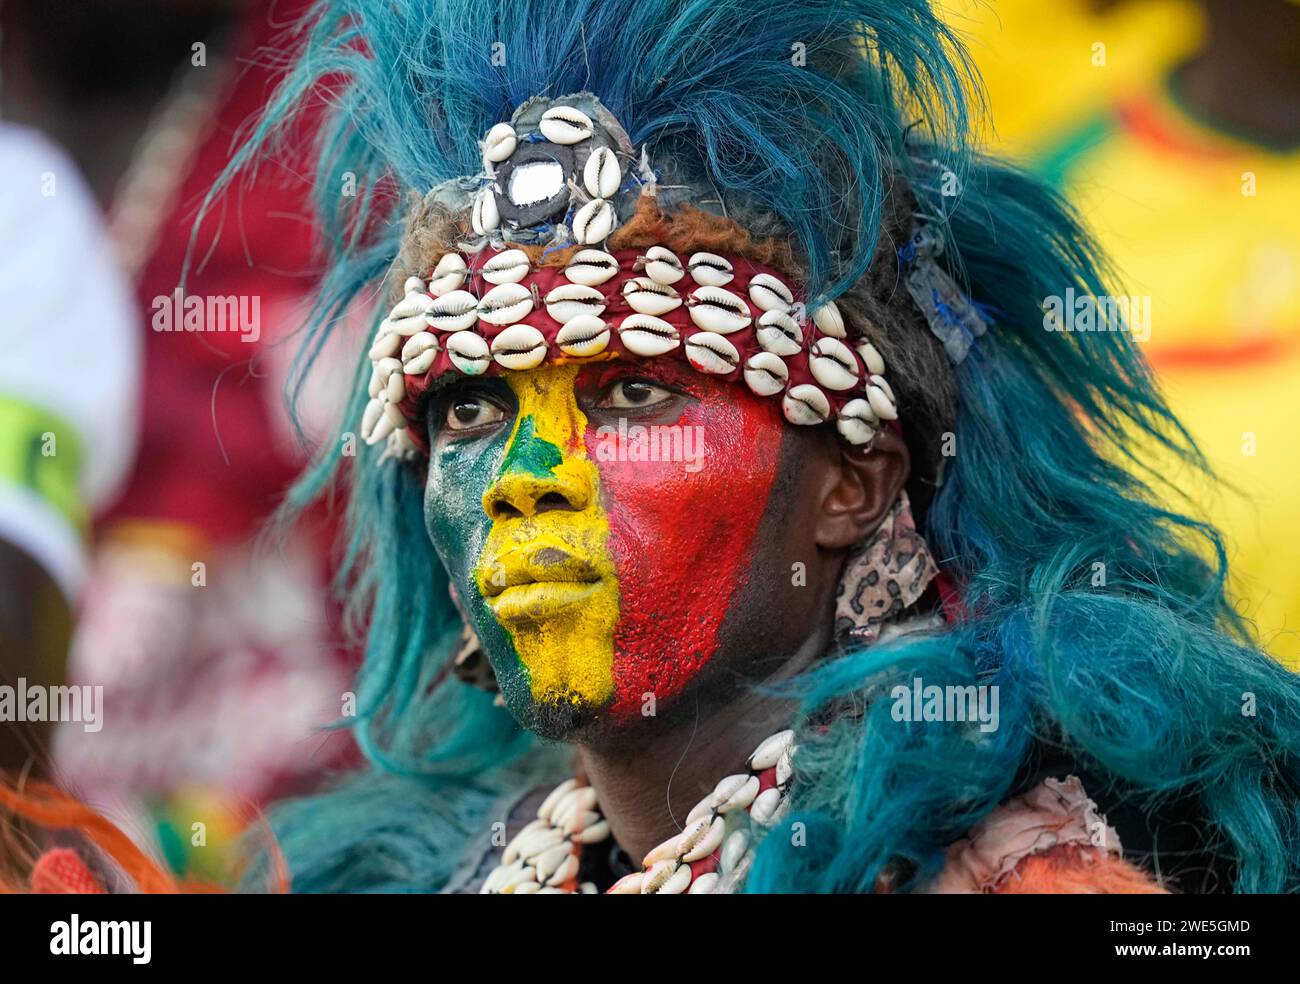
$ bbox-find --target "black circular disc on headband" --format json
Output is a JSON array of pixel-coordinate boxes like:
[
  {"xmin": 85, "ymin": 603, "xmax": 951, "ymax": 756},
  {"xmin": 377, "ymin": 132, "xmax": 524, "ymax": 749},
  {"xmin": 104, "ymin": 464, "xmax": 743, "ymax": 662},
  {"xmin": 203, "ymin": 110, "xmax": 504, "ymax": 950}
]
[{"xmin": 493, "ymin": 141, "xmax": 576, "ymax": 229}]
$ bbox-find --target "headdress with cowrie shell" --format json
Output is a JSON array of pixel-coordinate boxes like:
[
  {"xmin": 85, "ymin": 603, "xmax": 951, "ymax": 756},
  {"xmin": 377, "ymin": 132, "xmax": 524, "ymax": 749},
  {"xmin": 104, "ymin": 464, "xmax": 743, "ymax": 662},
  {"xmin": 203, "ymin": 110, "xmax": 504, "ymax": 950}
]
[{"xmin": 360, "ymin": 93, "xmax": 900, "ymax": 464}]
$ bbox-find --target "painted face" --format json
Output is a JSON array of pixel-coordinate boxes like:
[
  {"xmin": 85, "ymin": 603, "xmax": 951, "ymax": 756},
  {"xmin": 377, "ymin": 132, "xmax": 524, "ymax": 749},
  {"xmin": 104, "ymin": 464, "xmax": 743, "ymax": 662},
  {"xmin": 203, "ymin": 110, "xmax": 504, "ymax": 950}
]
[{"xmin": 423, "ymin": 359, "xmax": 788, "ymax": 736}]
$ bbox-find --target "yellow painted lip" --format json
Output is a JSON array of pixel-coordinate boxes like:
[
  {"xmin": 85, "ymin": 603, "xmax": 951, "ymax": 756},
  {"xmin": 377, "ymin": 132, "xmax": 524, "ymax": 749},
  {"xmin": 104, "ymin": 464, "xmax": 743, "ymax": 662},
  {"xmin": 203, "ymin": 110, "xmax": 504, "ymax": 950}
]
[
  {"xmin": 478, "ymin": 539, "xmax": 602, "ymax": 597},
  {"xmin": 488, "ymin": 580, "xmax": 604, "ymax": 623}
]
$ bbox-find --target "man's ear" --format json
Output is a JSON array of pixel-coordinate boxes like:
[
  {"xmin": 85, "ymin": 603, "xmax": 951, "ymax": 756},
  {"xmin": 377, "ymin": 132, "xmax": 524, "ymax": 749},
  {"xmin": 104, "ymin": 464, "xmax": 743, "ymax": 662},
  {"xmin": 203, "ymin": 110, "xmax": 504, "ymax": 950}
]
[{"xmin": 814, "ymin": 427, "xmax": 910, "ymax": 550}]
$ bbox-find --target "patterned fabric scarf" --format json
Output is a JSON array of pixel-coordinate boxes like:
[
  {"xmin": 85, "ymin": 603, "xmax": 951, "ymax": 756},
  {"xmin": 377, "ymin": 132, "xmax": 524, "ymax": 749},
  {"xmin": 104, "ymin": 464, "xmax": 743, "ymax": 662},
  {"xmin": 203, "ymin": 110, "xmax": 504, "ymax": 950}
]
[{"xmin": 832, "ymin": 489, "xmax": 938, "ymax": 646}]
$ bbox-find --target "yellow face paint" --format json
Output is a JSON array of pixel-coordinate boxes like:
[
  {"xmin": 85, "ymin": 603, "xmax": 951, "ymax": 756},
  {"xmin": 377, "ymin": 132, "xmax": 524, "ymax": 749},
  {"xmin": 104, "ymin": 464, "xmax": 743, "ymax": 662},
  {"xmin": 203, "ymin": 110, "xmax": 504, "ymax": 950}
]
[{"xmin": 473, "ymin": 365, "xmax": 620, "ymax": 709}]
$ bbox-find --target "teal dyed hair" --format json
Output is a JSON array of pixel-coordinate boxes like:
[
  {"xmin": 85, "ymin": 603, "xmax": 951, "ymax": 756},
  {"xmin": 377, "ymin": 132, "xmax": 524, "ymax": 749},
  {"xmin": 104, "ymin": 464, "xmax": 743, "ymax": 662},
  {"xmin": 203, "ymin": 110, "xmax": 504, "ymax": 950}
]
[{"xmin": 219, "ymin": 0, "xmax": 1300, "ymax": 892}]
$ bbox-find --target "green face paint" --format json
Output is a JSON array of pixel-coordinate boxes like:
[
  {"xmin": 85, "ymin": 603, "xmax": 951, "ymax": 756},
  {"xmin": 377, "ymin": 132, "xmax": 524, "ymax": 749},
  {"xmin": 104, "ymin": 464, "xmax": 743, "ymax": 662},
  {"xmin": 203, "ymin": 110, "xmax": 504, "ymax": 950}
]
[
  {"xmin": 498, "ymin": 416, "xmax": 563, "ymax": 479},
  {"xmin": 424, "ymin": 367, "xmax": 620, "ymax": 725}
]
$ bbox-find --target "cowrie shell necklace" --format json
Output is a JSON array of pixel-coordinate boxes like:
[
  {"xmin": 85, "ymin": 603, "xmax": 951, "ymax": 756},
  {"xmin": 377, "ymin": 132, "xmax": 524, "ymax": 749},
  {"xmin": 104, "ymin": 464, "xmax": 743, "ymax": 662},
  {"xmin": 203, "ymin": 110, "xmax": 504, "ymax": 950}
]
[{"xmin": 481, "ymin": 729, "xmax": 795, "ymax": 894}]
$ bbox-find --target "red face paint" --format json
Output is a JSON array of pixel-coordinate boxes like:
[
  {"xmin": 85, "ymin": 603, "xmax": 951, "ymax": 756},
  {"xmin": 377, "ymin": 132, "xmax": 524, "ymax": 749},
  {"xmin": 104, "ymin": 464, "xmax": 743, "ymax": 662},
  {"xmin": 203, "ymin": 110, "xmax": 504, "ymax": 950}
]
[{"xmin": 579, "ymin": 362, "xmax": 786, "ymax": 719}]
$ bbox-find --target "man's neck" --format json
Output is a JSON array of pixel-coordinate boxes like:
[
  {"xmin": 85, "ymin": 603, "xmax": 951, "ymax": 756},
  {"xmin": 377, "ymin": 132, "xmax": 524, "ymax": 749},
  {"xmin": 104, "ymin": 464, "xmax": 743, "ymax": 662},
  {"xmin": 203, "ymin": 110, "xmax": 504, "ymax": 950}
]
[{"xmin": 574, "ymin": 631, "xmax": 826, "ymax": 867}]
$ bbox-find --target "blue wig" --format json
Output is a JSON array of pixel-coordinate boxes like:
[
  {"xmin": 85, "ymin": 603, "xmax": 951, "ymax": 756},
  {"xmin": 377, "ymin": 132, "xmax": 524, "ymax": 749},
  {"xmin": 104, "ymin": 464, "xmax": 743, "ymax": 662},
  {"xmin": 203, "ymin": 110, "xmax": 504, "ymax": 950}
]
[{"xmin": 217, "ymin": 0, "xmax": 1300, "ymax": 892}]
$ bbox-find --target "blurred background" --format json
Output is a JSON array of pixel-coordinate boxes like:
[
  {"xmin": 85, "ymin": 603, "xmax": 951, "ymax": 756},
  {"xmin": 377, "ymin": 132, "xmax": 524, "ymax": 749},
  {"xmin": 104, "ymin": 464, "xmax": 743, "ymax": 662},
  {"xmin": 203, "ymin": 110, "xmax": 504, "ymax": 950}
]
[{"xmin": 0, "ymin": 0, "xmax": 1296, "ymax": 881}]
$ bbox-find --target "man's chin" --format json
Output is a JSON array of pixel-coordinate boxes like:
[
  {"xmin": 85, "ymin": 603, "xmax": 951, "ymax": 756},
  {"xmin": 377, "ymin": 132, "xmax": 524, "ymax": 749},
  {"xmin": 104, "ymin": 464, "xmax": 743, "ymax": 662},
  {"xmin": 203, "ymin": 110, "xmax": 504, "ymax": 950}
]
[{"xmin": 503, "ymin": 689, "xmax": 603, "ymax": 741}]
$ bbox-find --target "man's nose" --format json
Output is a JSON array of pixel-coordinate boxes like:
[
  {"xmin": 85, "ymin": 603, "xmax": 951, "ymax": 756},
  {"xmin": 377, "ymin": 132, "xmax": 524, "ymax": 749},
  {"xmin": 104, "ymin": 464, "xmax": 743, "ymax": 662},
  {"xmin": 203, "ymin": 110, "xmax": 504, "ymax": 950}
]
[{"xmin": 483, "ymin": 460, "xmax": 592, "ymax": 520}]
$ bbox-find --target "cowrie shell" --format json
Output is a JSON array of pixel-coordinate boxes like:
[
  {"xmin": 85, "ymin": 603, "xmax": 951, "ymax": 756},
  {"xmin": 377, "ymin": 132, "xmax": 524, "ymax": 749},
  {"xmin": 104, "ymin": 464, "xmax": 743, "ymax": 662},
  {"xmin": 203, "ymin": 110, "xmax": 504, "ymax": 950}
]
[
  {"xmin": 386, "ymin": 372, "xmax": 406, "ymax": 404},
  {"xmin": 718, "ymin": 774, "xmax": 761, "ymax": 813},
  {"xmin": 561, "ymin": 808, "xmax": 602, "ymax": 837},
  {"xmin": 809, "ymin": 335, "xmax": 860, "ymax": 391},
  {"xmin": 471, "ymin": 187, "xmax": 499, "ymax": 235},
  {"xmin": 607, "ymin": 872, "xmax": 644, "ymax": 894},
  {"xmin": 618, "ymin": 313, "xmax": 680, "ymax": 357},
  {"xmin": 556, "ymin": 315, "xmax": 610, "ymax": 357},
  {"xmin": 400, "ymin": 332, "xmax": 439, "ymax": 375},
  {"xmin": 685, "ymin": 797, "xmax": 714, "ymax": 826},
  {"xmin": 403, "ymin": 276, "xmax": 426, "ymax": 296},
  {"xmin": 572, "ymin": 198, "xmax": 615, "ymax": 244},
  {"xmin": 545, "ymin": 283, "xmax": 606, "ymax": 322},
  {"xmin": 546, "ymin": 853, "xmax": 580, "ymax": 888},
  {"xmin": 539, "ymin": 106, "xmax": 594, "ymax": 144},
  {"xmin": 687, "ymin": 252, "xmax": 734, "ymax": 286},
  {"xmin": 503, "ymin": 822, "xmax": 554, "ymax": 865},
  {"xmin": 638, "ymin": 859, "xmax": 674, "ymax": 894},
  {"xmin": 374, "ymin": 356, "xmax": 402, "ymax": 390},
  {"xmin": 857, "ymin": 340, "xmax": 886, "ymax": 375},
  {"xmin": 564, "ymin": 249, "xmax": 619, "ymax": 286},
  {"xmin": 688, "ymin": 285, "xmax": 751, "ymax": 334},
  {"xmin": 812, "ymin": 301, "xmax": 846, "ymax": 338},
  {"xmin": 482, "ymin": 858, "xmax": 522, "ymax": 891},
  {"xmin": 574, "ymin": 820, "xmax": 610, "ymax": 844},
  {"xmin": 554, "ymin": 785, "xmax": 599, "ymax": 821},
  {"xmin": 643, "ymin": 245, "xmax": 684, "ymax": 285},
  {"xmin": 869, "ymin": 373, "xmax": 895, "ymax": 403},
  {"xmin": 583, "ymin": 146, "xmax": 620, "ymax": 199},
  {"xmin": 533, "ymin": 843, "xmax": 573, "ymax": 884},
  {"xmin": 384, "ymin": 292, "xmax": 434, "ymax": 335},
  {"xmin": 706, "ymin": 774, "xmax": 752, "ymax": 812},
  {"xmin": 666, "ymin": 817, "xmax": 710, "ymax": 863},
  {"xmin": 783, "ymin": 383, "xmax": 831, "ymax": 425},
  {"xmin": 490, "ymin": 323, "xmax": 547, "ymax": 370},
  {"xmin": 685, "ymin": 331, "xmax": 739, "ymax": 374},
  {"xmin": 681, "ymin": 815, "xmax": 726, "ymax": 863},
  {"xmin": 750, "ymin": 787, "xmax": 784, "ymax": 825},
  {"xmin": 688, "ymin": 872, "xmax": 720, "ymax": 894},
  {"xmin": 777, "ymin": 746, "xmax": 795, "ymax": 787},
  {"xmin": 836, "ymin": 398, "xmax": 877, "ymax": 446},
  {"xmin": 445, "ymin": 330, "xmax": 490, "ymax": 375},
  {"xmin": 477, "ymin": 282, "xmax": 533, "ymax": 325},
  {"xmin": 361, "ymin": 398, "xmax": 387, "ymax": 444},
  {"xmin": 866, "ymin": 377, "xmax": 898, "ymax": 420},
  {"xmin": 425, "ymin": 290, "xmax": 479, "ymax": 332},
  {"xmin": 720, "ymin": 829, "xmax": 750, "ymax": 875},
  {"xmin": 748, "ymin": 273, "xmax": 794, "ymax": 312},
  {"xmin": 428, "ymin": 253, "xmax": 468, "ymax": 295},
  {"xmin": 537, "ymin": 779, "xmax": 578, "ymax": 822},
  {"xmin": 368, "ymin": 328, "xmax": 400, "ymax": 361},
  {"xmin": 433, "ymin": 252, "xmax": 467, "ymax": 278},
  {"xmin": 642, "ymin": 834, "xmax": 684, "ymax": 869},
  {"xmin": 483, "ymin": 122, "xmax": 517, "ymax": 163},
  {"xmin": 364, "ymin": 411, "xmax": 395, "ymax": 446},
  {"xmin": 480, "ymin": 248, "xmax": 531, "ymax": 285},
  {"xmin": 748, "ymin": 730, "xmax": 795, "ymax": 771},
  {"xmin": 621, "ymin": 277, "xmax": 681, "ymax": 316},
  {"xmin": 641, "ymin": 860, "xmax": 690, "ymax": 895},
  {"xmin": 657, "ymin": 862, "xmax": 692, "ymax": 894},
  {"xmin": 743, "ymin": 351, "xmax": 789, "ymax": 396},
  {"xmin": 756, "ymin": 309, "xmax": 803, "ymax": 356},
  {"xmin": 383, "ymin": 400, "xmax": 408, "ymax": 430}
]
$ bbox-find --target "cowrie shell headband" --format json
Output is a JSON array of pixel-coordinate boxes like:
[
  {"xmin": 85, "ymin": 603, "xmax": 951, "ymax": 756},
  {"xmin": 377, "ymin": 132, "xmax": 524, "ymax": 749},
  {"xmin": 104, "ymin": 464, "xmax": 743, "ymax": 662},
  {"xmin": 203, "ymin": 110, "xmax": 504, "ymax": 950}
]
[
  {"xmin": 362, "ymin": 93, "xmax": 899, "ymax": 463},
  {"xmin": 362, "ymin": 246, "xmax": 898, "ymax": 463}
]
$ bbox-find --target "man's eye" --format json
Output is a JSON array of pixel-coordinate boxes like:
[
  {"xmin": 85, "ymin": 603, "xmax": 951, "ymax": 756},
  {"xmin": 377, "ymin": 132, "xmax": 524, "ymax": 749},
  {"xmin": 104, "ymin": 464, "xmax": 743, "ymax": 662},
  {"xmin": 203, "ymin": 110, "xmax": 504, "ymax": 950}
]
[
  {"xmin": 445, "ymin": 397, "xmax": 506, "ymax": 431},
  {"xmin": 598, "ymin": 379, "xmax": 674, "ymax": 410}
]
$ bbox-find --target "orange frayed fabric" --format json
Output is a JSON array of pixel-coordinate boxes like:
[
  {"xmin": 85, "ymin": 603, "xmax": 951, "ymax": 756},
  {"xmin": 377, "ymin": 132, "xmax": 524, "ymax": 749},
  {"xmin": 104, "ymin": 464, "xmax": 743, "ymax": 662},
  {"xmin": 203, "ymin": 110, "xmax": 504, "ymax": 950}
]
[
  {"xmin": 924, "ymin": 775, "xmax": 1164, "ymax": 893},
  {"xmin": 989, "ymin": 845, "xmax": 1168, "ymax": 894}
]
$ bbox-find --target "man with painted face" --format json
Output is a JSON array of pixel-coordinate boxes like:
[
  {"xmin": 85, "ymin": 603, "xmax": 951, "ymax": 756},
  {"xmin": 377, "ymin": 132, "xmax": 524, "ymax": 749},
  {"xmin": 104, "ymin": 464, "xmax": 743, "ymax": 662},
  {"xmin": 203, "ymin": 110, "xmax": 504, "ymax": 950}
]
[{"xmin": 42, "ymin": 0, "xmax": 1294, "ymax": 895}]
